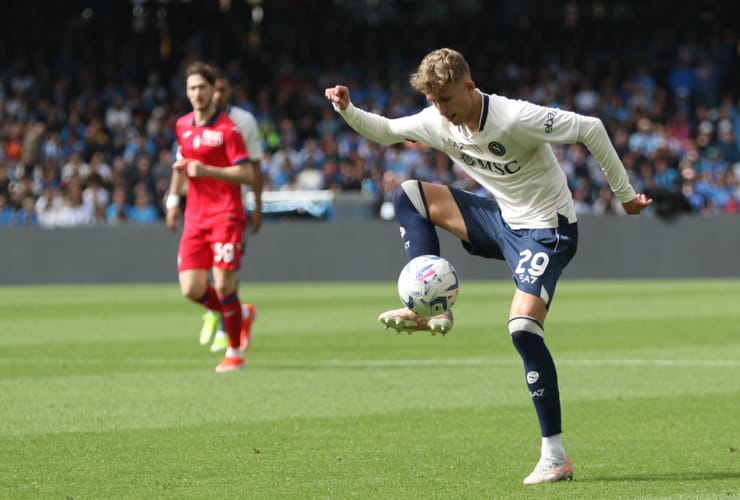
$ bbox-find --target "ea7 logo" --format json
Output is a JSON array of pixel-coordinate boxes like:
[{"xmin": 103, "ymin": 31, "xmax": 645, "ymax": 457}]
[
  {"xmin": 544, "ymin": 109, "xmax": 558, "ymax": 133},
  {"xmin": 530, "ymin": 388, "xmax": 546, "ymax": 398}
]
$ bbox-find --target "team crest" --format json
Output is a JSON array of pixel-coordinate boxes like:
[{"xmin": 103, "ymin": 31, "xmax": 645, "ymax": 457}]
[{"xmin": 488, "ymin": 141, "xmax": 505, "ymax": 156}]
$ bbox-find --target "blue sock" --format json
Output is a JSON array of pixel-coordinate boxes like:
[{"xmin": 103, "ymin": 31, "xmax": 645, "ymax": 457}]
[
  {"xmin": 393, "ymin": 180, "xmax": 439, "ymax": 258},
  {"xmin": 509, "ymin": 317, "xmax": 562, "ymax": 437}
]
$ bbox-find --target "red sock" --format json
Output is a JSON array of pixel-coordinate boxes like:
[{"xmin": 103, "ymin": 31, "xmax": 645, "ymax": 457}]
[
  {"xmin": 218, "ymin": 292, "xmax": 242, "ymax": 349},
  {"xmin": 197, "ymin": 286, "xmax": 222, "ymax": 312}
]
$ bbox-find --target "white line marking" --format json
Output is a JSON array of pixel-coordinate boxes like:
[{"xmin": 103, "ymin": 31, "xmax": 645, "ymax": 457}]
[{"xmin": 0, "ymin": 358, "xmax": 738, "ymax": 368}]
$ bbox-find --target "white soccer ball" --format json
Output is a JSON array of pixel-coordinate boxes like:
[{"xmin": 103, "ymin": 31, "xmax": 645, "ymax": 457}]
[{"xmin": 397, "ymin": 255, "xmax": 460, "ymax": 317}]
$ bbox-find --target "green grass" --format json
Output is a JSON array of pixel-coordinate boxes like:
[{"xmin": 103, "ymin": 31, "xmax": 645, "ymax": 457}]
[{"xmin": 1, "ymin": 279, "xmax": 739, "ymax": 499}]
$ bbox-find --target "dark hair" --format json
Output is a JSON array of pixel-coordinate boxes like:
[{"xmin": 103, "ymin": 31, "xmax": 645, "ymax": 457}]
[{"xmin": 185, "ymin": 61, "xmax": 218, "ymax": 85}]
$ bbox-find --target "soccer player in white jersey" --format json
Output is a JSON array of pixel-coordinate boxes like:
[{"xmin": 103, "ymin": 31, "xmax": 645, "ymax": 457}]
[
  {"xmin": 325, "ymin": 48, "xmax": 651, "ymax": 484},
  {"xmin": 198, "ymin": 74, "xmax": 264, "ymax": 352}
]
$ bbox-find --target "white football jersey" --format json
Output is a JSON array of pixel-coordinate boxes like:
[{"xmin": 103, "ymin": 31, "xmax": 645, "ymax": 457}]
[
  {"xmin": 338, "ymin": 91, "xmax": 635, "ymax": 229},
  {"xmin": 227, "ymin": 106, "xmax": 263, "ymax": 161},
  {"xmin": 226, "ymin": 106, "xmax": 263, "ymax": 208}
]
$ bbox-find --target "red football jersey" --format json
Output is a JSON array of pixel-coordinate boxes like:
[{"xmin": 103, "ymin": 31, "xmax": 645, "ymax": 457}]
[{"xmin": 175, "ymin": 110, "xmax": 250, "ymax": 225}]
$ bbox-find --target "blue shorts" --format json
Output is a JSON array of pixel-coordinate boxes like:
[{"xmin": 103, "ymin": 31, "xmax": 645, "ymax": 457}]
[{"xmin": 449, "ymin": 188, "xmax": 578, "ymax": 308}]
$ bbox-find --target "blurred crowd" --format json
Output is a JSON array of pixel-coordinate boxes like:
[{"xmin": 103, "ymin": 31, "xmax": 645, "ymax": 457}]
[{"xmin": 0, "ymin": 0, "xmax": 738, "ymax": 228}]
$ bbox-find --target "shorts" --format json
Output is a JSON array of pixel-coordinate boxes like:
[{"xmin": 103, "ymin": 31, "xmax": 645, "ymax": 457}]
[
  {"xmin": 177, "ymin": 219, "xmax": 246, "ymax": 272},
  {"xmin": 449, "ymin": 188, "xmax": 578, "ymax": 308}
]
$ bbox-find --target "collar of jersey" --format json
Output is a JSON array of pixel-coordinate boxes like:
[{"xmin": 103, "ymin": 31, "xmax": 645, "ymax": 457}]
[
  {"xmin": 478, "ymin": 92, "xmax": 490, "ymax": 133},
  {"xmin": 191, "ymin": 109, "xmax": 222, "ymax": 127}
]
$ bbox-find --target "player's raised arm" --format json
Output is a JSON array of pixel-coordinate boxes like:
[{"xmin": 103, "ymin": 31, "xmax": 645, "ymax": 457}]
[
  {"xmin": 324, "ymin": 84, "xmax": 415, "ymax": 146},
  {"xmin": 324, "ymin": 85, "xmax": 351, "ymax": 110}
]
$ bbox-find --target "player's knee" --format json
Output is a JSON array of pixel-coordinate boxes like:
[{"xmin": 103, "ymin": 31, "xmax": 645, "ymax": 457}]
[
  {"xmin": 509, "ymin": 316, "xmax": 544, "ymax": 338},
  {"xmin": 393, "ymin": 180, "xmax": 428, "ymax": 219},
  {"xmin": 182, "ymin": 285, "xmax": 205, "ymax": 302}
]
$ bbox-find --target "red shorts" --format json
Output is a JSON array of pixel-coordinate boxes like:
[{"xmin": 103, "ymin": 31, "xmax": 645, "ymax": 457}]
[{"xmin": 178, "ymin": 219, "xmax": 245, "ymax": 272}]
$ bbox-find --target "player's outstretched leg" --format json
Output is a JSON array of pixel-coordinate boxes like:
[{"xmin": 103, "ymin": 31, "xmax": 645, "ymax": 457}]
[{"xmin": 378, "ymin": 307, "xmax": 453, "ymax": 336}]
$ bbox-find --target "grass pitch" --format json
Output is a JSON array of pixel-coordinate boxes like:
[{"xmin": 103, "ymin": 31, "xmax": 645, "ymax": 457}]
[{"xmin": 1, "ymin": 279, "xmax": 739, "ymax": 499}]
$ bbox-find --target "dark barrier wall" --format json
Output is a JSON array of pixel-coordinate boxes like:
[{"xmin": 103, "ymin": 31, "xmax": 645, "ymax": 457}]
[{"xmin": 1, "ymin": 215, "xmax": 739, "ymax": 285}]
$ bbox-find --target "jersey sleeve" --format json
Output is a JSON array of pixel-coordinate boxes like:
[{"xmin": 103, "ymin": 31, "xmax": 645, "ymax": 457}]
[
  {"xmin": 577, "ymin": 116, "xmax": 637, "ymax": 202},
  {"xmin": 224, "ymin": 126, "xmax": 250, "ymax": 165},
  {"xmin": 513, "ymin": 100, "xmax": 636, "ymax": 203},
  {"xmin": 335, "ymin": 103, "xmax": 442, "ymax": 149},
  {"xmin": 241, "ymin": 113, "xmax": 263, "ymax": 160},
  {"xmin": 174, "ymin": 120, "xmax": 184, "ymax": 159},
  {"xmin": 512, "ymin": 100, "xmax": 581, "ymax": 146}
]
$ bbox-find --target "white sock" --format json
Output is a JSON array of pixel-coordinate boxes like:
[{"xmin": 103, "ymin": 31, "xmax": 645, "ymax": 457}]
[
  {"xmin": 541, "ymin": 433, "xmax": 566, "ymax": 461},
  {"xmin": 226, "ymin": 347, "xmax": 243, "ymax": 358}
]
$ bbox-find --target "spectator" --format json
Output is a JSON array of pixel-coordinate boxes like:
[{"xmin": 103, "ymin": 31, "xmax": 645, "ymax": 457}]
[
  {"xmin": 680, "ymin": 170, "xmax": 707, "ymax": 214},
  {"xmin": 295, "ymin": 157, "xmax": 325, "ymax": 190},
  {"xmin": 82, "ymin": 172, "xmax": 110, "ymax": 222},
  {"xmin": 14, "ymin": 195, "xmax": 38, "ymax": 226},
  {"xmin": 43, "ymin": 184, "xmax": 95, "ymax": 227},
  {"xmin": 593, "ymin": 186, "xmax": 626, "ymax": 215},
  {"xmin": 128, "ymin": 183, "xmax": 159, "ymax": 224},
  {"xmin": 0, "ymin": 193, "xmax": 14, "ymax": 226},
  {"xmin": 0, "ymin": 1, "xmax": 738, "ymax": 227},
  {"xmin": 106, "ymin": 185, "xmax": 132, "ymax": 224}
]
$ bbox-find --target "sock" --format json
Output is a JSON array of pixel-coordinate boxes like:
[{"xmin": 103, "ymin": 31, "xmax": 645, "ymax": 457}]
[
  {"xmin": 393, "ymin": 180, "xmax": 440, "ymax": 258},
  {"xmin": 541, "ymin": 433, "xmax": 566, "ymax": 461},
  {"xmin": 197, "ymin": 286, "xmax": 222, "ymax": 311},
  {"xmin": 225, "ymin": 346, "xmax": 242, "ymax": 359},
  {"xmin": 509, "ymin": 316, "xmax": 562, "ymax": 438},
  {"xmin": 218, "ymin": 292, "xmax": 243, "ymax": 349}
]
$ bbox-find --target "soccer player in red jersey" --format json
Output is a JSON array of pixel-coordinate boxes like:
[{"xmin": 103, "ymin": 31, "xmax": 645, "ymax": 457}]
[
  {"xmin": 165, "ymin": 61, "xmax": 256, "ymax": 373},
  {"xmin": 197, "ymin": 73, "xmax": 264, "ymax": 353}
]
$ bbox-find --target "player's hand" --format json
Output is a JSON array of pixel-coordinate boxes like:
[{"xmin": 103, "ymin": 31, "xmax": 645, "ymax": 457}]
[
  {"xmin": 185, "ymin": 160, "xmax": 205, "ymax": 178},
  {"xmin": 249, "ymin": 209, "xmax": 262, "ymax": 235},
  {"xmin": 622, "ymin": 193, "xmax": 653, "ymax": 215},
  {"xmin": 324, "ymin": 85, "xmax": 351, "ymax": 111},
  {"xmin": 172, "ymin": 158, "xmax": 188, "ymax": 170},
  {"xmin": 165, "ymin": 207, "xmax": 179, "ymax": 232}
]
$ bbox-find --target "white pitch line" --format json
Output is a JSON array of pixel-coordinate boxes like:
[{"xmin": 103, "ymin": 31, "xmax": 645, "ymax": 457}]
[
  {"xmin": 0, "ymin": 358, "xmax": 738, "ymax": 368},
  {"xmin": 318, "ymin": 358, "xmax": 740, "ymax": 368}
]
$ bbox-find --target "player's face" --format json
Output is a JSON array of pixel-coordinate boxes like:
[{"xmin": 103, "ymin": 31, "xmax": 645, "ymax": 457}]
[
  {"xmin": 427, "ymin": 79, "xmax": 475, "ymax": 126},
  {"xmin": 186, "ymin": 74, "xmax": 214, "ymax": 113},
  {"xmin": 213, "ymin": 78, "xmax": 231, "ymax": 110}
]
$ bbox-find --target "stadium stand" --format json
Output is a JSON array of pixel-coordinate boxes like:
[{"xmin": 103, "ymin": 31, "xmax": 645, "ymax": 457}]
[{"xmin": 0, "ymin": 0, "xmax": 738, "ymax": 226}]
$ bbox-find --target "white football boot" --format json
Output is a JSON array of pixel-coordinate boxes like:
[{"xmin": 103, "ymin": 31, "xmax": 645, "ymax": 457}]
[
  {"xmin": 523, "ymin": 456, "xmax": 573, "ymax": 484},
  {"xmin": 378, "ymin": 307, "xmax": 453, "ymax": 336}
]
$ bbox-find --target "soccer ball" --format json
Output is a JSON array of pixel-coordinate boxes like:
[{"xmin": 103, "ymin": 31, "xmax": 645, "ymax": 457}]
[{"xmin": 397, "ymin": 255, "xmax": 459, "ymax": 317}]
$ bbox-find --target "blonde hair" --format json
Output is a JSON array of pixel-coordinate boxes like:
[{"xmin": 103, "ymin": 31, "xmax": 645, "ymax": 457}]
[{"xmin": 409, "ymin": 48, "xmax": 471, "ymax": 95}]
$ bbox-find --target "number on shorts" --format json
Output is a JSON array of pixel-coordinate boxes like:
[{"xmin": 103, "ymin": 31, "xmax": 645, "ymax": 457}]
[
  {"xmin": 515, "ymin": 249, "xmax": 549, "ymax": 277},
  {"xmin": 214, "ymin": 242, "xmax": 235, "ymax": 264}
]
